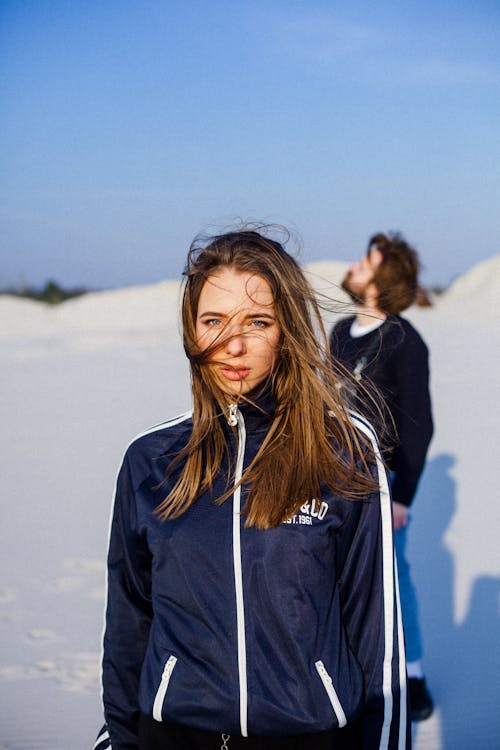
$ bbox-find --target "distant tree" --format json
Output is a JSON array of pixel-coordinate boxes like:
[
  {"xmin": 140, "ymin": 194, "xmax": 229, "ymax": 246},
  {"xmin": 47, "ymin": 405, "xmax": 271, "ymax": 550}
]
[
  {"xmin": 428, "ymin": 285, "xmax": 447, "ymax": 296},
  {"xmin": 0, "ymin": 279, "xmax": 88, "ymax": 304},
  {"xmin": 41, "ymin": 279, "xmax": 66, "ymax": 304}
]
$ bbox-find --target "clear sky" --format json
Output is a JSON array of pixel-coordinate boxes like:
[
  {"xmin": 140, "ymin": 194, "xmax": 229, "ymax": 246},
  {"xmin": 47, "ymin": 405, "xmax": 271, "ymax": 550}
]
[{"xmin": 1, "ymin": 0, "xmax": 499, "ymax": 290}]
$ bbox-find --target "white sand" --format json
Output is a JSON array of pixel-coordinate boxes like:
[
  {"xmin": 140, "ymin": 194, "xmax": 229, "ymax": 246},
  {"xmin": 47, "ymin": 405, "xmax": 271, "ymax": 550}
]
[{"xmin": 1, "ymin": 256, "xmax": 499, "ymax": 749}]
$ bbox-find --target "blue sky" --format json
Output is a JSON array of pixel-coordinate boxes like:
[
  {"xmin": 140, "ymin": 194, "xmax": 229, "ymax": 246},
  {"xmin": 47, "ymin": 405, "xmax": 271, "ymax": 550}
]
[{"xmin": 1, "ymin": 0, "xmax": 499, "ymax": 289}]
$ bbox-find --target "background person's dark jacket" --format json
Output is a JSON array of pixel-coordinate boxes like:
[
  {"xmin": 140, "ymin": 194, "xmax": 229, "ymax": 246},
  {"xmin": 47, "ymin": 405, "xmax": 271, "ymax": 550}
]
[{"xmin": 330, "ymin": 316, "xmax": 433, "ymax": 507}]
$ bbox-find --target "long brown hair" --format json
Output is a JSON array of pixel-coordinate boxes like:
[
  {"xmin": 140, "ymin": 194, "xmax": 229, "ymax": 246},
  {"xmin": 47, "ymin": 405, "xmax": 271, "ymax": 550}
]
[{"xmin": 156, "ymin": 227, "xmax": 379, "ymax": 529}]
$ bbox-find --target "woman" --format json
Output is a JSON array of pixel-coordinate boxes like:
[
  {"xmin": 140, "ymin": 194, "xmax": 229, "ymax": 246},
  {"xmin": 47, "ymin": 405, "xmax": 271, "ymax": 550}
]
[{"xmin": 95, "ymin": 228, "xmax": 409, "ymax": 750}]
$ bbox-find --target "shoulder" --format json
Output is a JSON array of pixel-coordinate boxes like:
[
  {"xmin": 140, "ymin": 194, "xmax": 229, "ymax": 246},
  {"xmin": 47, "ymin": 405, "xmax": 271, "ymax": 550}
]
[
  {"xmin": 110, "ymin": 412, "xmax": 193, "ymax": 503},
  {"xmin": 330, "ymin": 316, "xmax": 354, "ymax": 343},
  {"xmin": 331, "ymin": 315, "xmax": 355, "ymax": 333},
  {"xmin": 347, "ymin": 410, "xmax": 379, "ymax": 449},
  {"xmin": 342, "ymin": 411, "xmax": 389, "ymax": 510},
  {"xmin": 382, "ymin": 316, "xmax": 428, "ymax": 354},
  {"xmin": 123, "ymin": 410, "xmax": 193, "ymax": 469}
]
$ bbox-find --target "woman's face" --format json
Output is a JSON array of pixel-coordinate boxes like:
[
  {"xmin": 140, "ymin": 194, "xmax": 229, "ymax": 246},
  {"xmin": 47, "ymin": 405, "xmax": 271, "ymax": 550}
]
[{"xmin": 195, "ymin": 266, "xmax": 281, "ymax": 397}]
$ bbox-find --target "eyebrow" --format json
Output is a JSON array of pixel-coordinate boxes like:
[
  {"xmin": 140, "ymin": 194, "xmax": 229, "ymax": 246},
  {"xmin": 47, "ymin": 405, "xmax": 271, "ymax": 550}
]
[{"xmin": 198, "ymin": 311, "xmax": 276, "ymax": 320}]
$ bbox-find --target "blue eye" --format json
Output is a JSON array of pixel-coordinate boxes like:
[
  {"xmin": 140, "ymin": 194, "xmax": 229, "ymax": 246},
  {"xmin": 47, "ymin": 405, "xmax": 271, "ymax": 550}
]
[{"xmin": 251, "ymin": 320, "xmax": 268, "ymax": 328}]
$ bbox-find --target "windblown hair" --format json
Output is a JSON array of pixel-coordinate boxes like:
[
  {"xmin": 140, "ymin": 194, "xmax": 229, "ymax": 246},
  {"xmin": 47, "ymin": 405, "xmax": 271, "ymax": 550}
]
[
  {"xmin": 369, "ymin": 232, "xmax": 428, "ymax": 314},
  {"xmin": 156, "ymin": 227, "xmax": 379, "ymax": 529}
]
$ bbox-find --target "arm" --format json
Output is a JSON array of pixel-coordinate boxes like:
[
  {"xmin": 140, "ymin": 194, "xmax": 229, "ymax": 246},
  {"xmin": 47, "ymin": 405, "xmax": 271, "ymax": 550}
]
[
  {"xmin": 329, "ymin": 318, "xmax": 351, "ymax": 362},
  {"xmin": 339, "ymin": 418, "xmax": 410, "ymax": 750},
  {"xmin": 100, "ymin": 451, "xmax": 154, "ymax": 750},
  {"xmin": 390, "ymin": 330, "xmax": 433, "ymax": 506}
]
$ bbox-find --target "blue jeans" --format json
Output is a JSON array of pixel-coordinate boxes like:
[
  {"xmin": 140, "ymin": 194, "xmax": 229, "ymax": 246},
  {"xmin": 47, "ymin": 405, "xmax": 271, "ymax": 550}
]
[{"xmin": 394, "ymin": 521, "xmax": 423, "ymax": 662}]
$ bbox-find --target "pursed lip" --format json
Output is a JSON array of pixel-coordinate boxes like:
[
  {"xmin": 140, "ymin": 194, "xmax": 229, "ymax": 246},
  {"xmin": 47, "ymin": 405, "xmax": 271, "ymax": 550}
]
[{"xmin": 221, "ymin": 366, "xmax": 250, "ymax": 381}]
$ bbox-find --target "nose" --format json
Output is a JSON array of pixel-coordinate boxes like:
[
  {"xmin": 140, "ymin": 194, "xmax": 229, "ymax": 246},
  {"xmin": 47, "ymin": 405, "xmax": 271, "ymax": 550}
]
[{"xmin": 224, "ymin": 330, "xmax": 247, "ymax": 356}]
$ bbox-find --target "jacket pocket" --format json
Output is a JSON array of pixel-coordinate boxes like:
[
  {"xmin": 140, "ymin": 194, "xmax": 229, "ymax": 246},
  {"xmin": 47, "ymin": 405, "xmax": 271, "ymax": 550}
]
[
  {"xmin": 315, "ymin": 660, "xmax": 347, "ymax": 728},
  {"xmin": 152, "ymin": 655, "xmax": 178, "ymax": 722}
]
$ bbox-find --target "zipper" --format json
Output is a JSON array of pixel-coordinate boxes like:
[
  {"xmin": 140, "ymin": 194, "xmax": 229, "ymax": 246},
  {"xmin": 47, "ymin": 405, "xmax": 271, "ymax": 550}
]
[
  {"xmin": 315, "ymin": 660, "xmax": 347, "ymax": 728},
  {"xmin": 229, "ymin": 404, "xmax": 248, "ymax": 737},
  {"xmin": 152, "ymin": 655, "xmax": 177, "ymax": 722},
  {"xmin": 227, "ymin": 403, "xmax": 238, "ymax": 426}
]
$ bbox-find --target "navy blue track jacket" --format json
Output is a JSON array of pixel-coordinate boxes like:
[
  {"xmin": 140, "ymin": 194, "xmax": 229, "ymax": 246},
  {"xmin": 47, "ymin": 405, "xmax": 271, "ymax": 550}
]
[{"xmin": 98, "ymin": 395, "xmax": 409, "ymax": 750}]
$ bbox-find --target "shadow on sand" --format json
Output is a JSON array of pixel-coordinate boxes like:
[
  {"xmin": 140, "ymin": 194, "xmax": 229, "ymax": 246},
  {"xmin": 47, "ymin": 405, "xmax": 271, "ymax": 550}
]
[{"xmin": 409, "ymin": 453, "xmax": 500, "ymax": 749}]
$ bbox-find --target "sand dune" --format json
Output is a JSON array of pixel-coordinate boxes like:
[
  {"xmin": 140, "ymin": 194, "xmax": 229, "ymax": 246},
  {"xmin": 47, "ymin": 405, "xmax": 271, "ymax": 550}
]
[{"xmin": 441, "ymin": 254, "xmax": 499, "ymax": 307}]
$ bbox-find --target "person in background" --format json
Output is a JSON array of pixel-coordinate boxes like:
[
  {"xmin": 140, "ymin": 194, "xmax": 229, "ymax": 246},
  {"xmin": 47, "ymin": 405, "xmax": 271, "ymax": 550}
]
[
  {"xmin": 329, "ymin": 232, "xmax": 434, "ymax": 722},
  {"xmin": 95, "ymin": 227, "xmax": 409, "ymax": 750}
]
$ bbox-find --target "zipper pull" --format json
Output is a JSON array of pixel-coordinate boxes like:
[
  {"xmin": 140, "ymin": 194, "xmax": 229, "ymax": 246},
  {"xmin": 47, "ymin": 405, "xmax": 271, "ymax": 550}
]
[
  {"xmin": 227, "ymin": 404, "xmax": 238, "ymax": 426},
  {"xmin": 353, "ymin": 356, "xmax": 367, "ymax": 382}
]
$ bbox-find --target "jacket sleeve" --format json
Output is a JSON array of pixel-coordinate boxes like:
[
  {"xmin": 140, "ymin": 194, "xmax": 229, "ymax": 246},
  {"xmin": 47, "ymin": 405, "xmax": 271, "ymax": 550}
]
[
  {"xmin": 100, "ymin": 449, "xmax": 154, "ymax": 750},
  {"xmin": 339, "ymin": 417, "xmax": 410, "ymax": 750},
  {"xmin": 390, "ymin": 331, "xmax": 433, "ymax": 507}
]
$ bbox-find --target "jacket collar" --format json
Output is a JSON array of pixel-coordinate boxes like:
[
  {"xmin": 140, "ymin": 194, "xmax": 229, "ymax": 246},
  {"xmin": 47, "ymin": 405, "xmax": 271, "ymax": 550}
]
[{"xmin": 224, "ymin": 383, "xmax": 276, "ymax": 433}]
